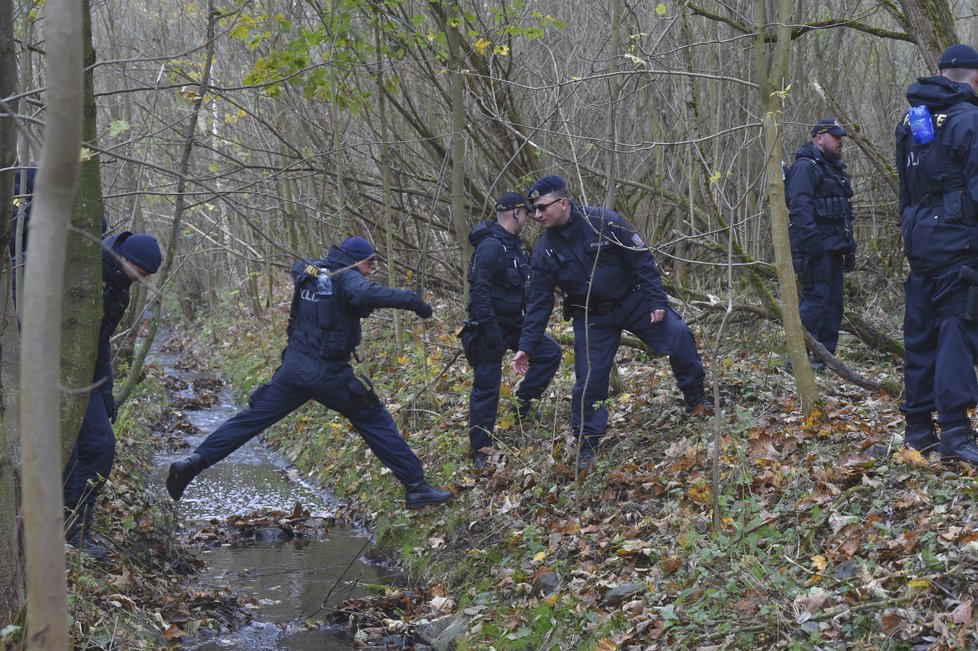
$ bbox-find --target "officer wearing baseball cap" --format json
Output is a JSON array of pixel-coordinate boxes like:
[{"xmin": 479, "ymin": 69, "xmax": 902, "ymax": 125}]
[
  {"xmin": 896, "ymin": 44, "xmax": 978, "ymax": 463},
  {"xmin": 461, "ymin": 191, "xmax": 561, "ymax": 469},
  {"xmin": 784, "ymin": 116, "xmax": 856, "ymax": 371}
]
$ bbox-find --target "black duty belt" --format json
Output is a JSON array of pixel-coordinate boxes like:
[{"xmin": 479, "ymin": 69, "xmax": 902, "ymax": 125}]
[{"xmin": 567, "ymin": 296, "xmax": 621, "ymax": 315}]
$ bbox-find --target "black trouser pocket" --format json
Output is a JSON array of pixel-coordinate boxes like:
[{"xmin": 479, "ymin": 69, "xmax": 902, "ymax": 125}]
[{"xmin": 347, "ymin": 374, "xmax": 382, "ymax": 413}]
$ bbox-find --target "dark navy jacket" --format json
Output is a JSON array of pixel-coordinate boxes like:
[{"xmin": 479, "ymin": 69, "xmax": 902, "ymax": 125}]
[
  {"xmin": 785, "ymin": 142, "xmax": 855, "ymax": 256},
  {"xmin": 466, "ymin": 220, "xmax": 529, "ymax": 330},
  {"xmin": 97, "ymin": 233, "xmax": 137, "ymax": 401},
  {"xmin": 897, "ymin": 76, "xmax": 978, "ymax": 276},
  {"xmin": 519, "ymin": 203, "xmax": 668, "ymax": 356},
  {"xmin": 287, "ymin": 246, "xmax": 419, "ymax": 362}
]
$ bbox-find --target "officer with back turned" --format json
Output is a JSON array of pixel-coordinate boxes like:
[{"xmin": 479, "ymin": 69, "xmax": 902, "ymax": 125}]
[
  {"xmin": 785, "ymin": 117, "xmax": 856, "ymax": 368},
  {"xmin": 513, "ymin": 175, "xmax": 710, "ymax": 468},
  {"xmin": 461, "ymin": 191, "xmax": 561, "ymax": 469},
  {"xmin": 896, "ymin": 44, "xmax": 978, "ymax": 464},
  {"xmin": 167, "ymin": 237, "xmax": 453, "ymax": 508}
]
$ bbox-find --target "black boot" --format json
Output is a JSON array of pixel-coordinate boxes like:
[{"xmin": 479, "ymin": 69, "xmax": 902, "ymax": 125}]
[
  {"xmin": 404, "ymin": 479, "xmax": 453, "ymax": 509},
  {"xmin": 939, "ymin": 426, "xmax": 978, "ymax": 466},
  {"xmin": 684, "ymin": 389, "xmax": 715, "ymax": 416},
  {"xmin": 904, "ymin": 420, "xmax": 939, "ymax": 454},
  {"xmin": 513, "ymin": 398, "xmax": 538, "ymax": 421},
  {"xmin": 166, "ymin": 453, "xmax": 206, "ymax": 501},
  {"xmin": 472, "ymin": 449, "xmax": 490, "ymax": 470},
  {"xmin": 66, "ymin": 515, "xmax": 108, "ymax": 561},
  {"xmin": 574, "ymin": 438, "xmax": 598, "ymax": 470}
]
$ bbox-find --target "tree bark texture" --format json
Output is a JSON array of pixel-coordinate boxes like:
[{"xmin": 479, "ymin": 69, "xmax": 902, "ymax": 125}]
[{"xmin": 20, "ymin": 0, "xmax": 83, "ymax": 644}]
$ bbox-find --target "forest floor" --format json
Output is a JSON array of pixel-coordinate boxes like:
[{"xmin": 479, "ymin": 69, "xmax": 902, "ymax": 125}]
[
  {"xmin": 61, "ymin": 293, "xmax": 978, "ymax": 650},
  {"xmin": 195, "ymin": 293, "xmax": 978, "ymax": 650}
]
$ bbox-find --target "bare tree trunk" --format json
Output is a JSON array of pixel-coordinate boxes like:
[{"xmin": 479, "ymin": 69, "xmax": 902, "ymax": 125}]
[
  {"xmin": 603, "ymin": 0, "xmax": 622, "ymax": 208},
  {"xmin": 59, "ymin": 0, "xmax": 108, "ymax": 464},
  {"xmin": 376, "ymin": 21, "xmax": 402, "ymax": 353},
  {"xmin": 754, "ymin": 0, "xmax": 819, "ymax": 414},
  {"xmin": 446, "ymin": 0, "xmax": 470, "ymax": 303},
  {"xmin": 0, "ymin": 0, "xmax": 23, "ymax": 624},
  {"xmin": 20, "ymin": 0, "xmax": 82, "ymax": 644},
  {"xmin": 892, "ymin": 0, "xmax": 958, "ymax": 69}
]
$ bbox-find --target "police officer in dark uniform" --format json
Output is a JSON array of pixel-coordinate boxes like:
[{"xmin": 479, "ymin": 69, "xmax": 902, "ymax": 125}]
[
  {"xmin": 896, "ymin": 44, "xmax": 978, "ymax": 464},
  {"xmin": 461, "ymin": 191, "xmax": 562, "ymax": 468},
  {"xmin": 166, "ymin": 237, "xmax": 453, "ymax": 508},
  {"xmin": 785, "ymin": 117, "xmax": 856, "ymax": 367},
  {"xmin": 513, "ymin": 176, "xmax": 709, "ymax": 466},
  {"xmin": 64, "ymin": 232, "xmax": 163, "ymax": 558}
]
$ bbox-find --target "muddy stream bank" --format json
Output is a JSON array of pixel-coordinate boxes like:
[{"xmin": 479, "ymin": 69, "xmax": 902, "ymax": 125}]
[{"xmin": 149, "ymin": 337, "xmax": 400, "ymax": 650}]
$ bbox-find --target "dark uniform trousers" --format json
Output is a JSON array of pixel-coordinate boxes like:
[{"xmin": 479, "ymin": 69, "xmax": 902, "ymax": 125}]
[
  {"xmin": 570, "ymin": 291, "xmax": 705, "ymax": 440},
  {"xmin": 903, "ymin": 271, "xmax": 978, "ymax": 429},
  {"xmin": 798, "ymin": 252, "xmax": 846, "ymax": 354},
  {"xmin": 468, "ymin": 328, "xmax": 561, "ymax": 451},
  {"xmin": 193, "ymin": 348, "xmax": 425, "ymax": 485},
  {"xmin": 63, "ymin": 390, "xmax": 115, "ymax": 528}
]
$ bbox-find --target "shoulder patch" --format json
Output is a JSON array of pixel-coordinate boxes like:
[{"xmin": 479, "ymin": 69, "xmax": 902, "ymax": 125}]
[{"xmin": 631, "ymin": 232, "xmax": 645, "ymax": 248}]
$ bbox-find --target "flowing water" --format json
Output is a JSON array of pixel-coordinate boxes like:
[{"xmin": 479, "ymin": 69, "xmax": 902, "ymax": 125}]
[{"xmin": 151, "ymin": 340, "xmax": 392, "ymax": 650}]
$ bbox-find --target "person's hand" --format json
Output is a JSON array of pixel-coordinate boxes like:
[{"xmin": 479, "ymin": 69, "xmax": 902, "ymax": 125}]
[
  {"xmin": 842, "ymin": 251, "xmax": 855, "ymax": 272},
  {"xmin": 412, "ymin": 286, "xmax": 433, "ymax": 318},
  {"xmin": 650, "ymin": 309, "xmax": 666, "ymax": 324},
  {"xmin": 103, "ymin": 392, "xmax": 118, "ymax": 424},
  {"xmin": 513, "ymin": 351, "xmax": 531, "ymax": 374},
  {"xmin": 413, "ymin": 300, "xmax": 433, "ymax": 318}
]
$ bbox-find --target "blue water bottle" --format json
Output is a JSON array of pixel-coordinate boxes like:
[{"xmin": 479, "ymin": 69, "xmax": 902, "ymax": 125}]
[
  {"xmin": 908, "ymin": 105, "xmax": 935, "ymax": 145},
  {"xmin": 316, "ymin": 268, "xmax": 333, "ymax": 296}
]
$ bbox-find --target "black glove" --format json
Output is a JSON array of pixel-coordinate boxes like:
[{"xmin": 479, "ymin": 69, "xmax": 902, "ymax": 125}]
[
  {"xmin": 103, "ymin": 392, "xmax": 118, "ymax": 424},
  {"xmin": 842, "ymin": 250, "xmax": 855, "ymax": 273},
  {"xmin": 412, "ymin": 286, "xmax": 433, "ymax": 318}
]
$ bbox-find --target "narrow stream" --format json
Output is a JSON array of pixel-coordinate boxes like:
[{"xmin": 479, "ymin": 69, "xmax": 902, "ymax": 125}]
[{"xmin": 150, "ymin": 338, "xmax": 392, "ymax": 650}]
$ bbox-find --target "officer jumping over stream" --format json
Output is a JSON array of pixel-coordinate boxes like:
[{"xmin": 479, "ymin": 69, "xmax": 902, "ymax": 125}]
[{"xmin": 166, "ymin": 237, "xmax": 453, "ymax": 509}]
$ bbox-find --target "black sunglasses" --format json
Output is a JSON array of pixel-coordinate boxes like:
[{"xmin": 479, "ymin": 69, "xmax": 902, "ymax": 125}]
[{"xmin": 533, "ymin": 198, "xmax": 561, "ymax": 213}]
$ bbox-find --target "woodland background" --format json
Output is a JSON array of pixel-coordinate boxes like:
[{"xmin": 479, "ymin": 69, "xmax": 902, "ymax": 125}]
[{"xmin": 1, "ymin": 0, "xmax": 977, "ymax": 647}]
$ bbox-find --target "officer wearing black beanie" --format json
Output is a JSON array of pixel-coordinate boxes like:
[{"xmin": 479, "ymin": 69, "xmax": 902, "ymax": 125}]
[{"xmin": 897, "ymin": 43, "xmax": 978, "ymax": 464}]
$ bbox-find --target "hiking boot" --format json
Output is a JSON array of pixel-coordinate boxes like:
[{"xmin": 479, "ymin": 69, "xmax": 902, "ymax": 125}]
[
  {"xmin": 684, "ymin": 391, "xmax": 714, "ymax": 416},
  {"xmin": 513, "ymin": 398, "xmax": 539, "ymax": 422},
  {"xmin": 939, "ymin": 425, "xmax": 978, "ymax": 467},
  {"xmin": 574, "ymin": 440, "xmax": 597, "ymax": 470},
  {"xmin": 472, "ymin": 449, "xmax": 490, "ymax": 470},
  {"xmin": 67, "ymin": 530, "xmax": 108, "ymax": 561},
  {"xmin": 904, "ymin": 420, "xmax": 939, "ymax": 454},
  {"xmin": 166, "ymin": 453, "xmax": 206, "ymax": 501},
  {"xmin": 404, "ymin": 480, "xmax": 453, "ymax": 509}
]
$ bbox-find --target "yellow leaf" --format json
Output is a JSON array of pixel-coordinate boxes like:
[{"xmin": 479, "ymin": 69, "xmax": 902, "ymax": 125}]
[
  {"xmin": 709, "ymin": 169, "xmax": 722, "ymax": 184},
  {"xmin": 397, "ymin": 355, "xmax": 410, "ymax": 365},
  {"xmin": 655, "ymin": 3, "xmax": 667, "ymax": 16},
  {"xmin": 533, "ymin": 551, "xmax": 546, "ymax": 562},
  {"xmin": 494, "ymin": 44, "xmax": 510, "ymax": 57},
  {"xmin": 543, "ymin": 593, "xmax": 559, "ymax": 606},
  {"xmin": 474, "ymin": 37, "xmax": 491, "ymax": 56},
  {"xmin": 595, "ymin": 639, "xmax": 618, "ymax": 651},
  {"xmin": 810, "ymin": 555, "xmax": 828, "ymax": 571}
]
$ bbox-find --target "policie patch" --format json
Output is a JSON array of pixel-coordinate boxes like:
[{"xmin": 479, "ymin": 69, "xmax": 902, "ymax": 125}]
[{"xmin": 631, "ymin": 232, "xmax": 645, "ymax": 247}]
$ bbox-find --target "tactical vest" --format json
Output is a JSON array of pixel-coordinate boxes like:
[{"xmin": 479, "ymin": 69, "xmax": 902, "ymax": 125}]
[
  {"xmin": 900, "ymin": 102, "xmax": 978, "ymax": 275},
  {"xmin": 466, "ymin": 223, "xmax": 530, "ymax": 324},
  {"xmin": 288, "ymin": 262, "xmax": 355, "ymax": 360}
]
